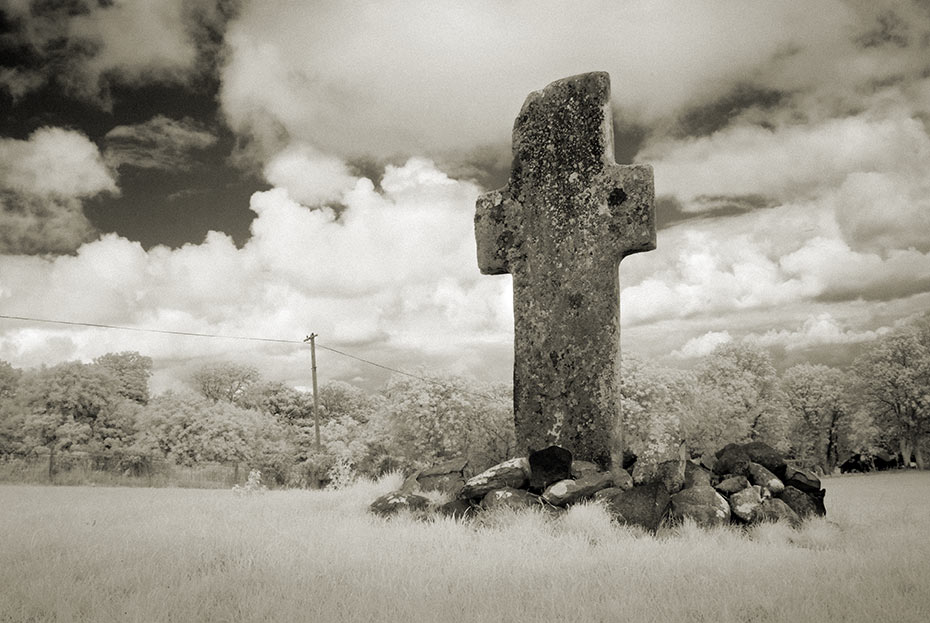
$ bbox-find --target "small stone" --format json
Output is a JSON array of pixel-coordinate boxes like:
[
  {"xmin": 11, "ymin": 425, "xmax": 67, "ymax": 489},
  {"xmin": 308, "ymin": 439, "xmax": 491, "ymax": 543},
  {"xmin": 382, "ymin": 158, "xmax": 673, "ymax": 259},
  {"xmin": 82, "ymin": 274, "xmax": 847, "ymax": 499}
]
[
  {"xmin": 684, "ymin": 461, "xmax": 713, "ymax": 489},
  {"xmin": 654, "ymin": 459, "xmax": 686, "ymax": 494},
  {"xmin": 461, "ymin": 457, "xmax": 530, "ymax": 500},
  {"xmin": 417, "ymin": 457, "xmax": 468, "ymax": 494},
  {"xmin": 783, "ymin": 465, "xmax": 821, "ymax": 494},
  {"xmin": 598, "ymin": 482, "xmax": 670, "ymax": 534},
  {"xmin": 740, "ymin": 441, "xmax": 787, "ymax": 478},
  {"xmin": 436, "ymin": 498, "xmax": 478, "ymax": 520},
  {"xmin": 570, "ymin": 460, "xmax": 601, "ymax": 479},
  {"xmin": 715, "ymin": 475, "xmax": 751, "ymax": 495},
  {"xmin": 480, "ymin": 487, "xmax": 541, "ymax": 511},
  {"xmin": 699, "ymin": 453, "xmax": 717, "ymax": 472},
  {"xmin": 668, "ymin": 486, "xmax": 731, "ymax": 528},
  {"xmin": 369, "ymin": 492, "xmax": 429, "ymax": 517},
  {"xmin": 779, "ymin": 486, "xmax": 826, "ymax": 519},
  {"xmin": 528, "ymin": 445, "xmax": 573, "ymax": 492},
  {"xmin": 611, "ymin": 467, "xmax": 634, "ymax": 491},
  {"xmin": 729, "ymin": 485, "xmax": 764, "ymax": 523},
  {"xmin": 758, "ymin": 498, "xmax": 801, "ymax": 527},
  {"xmin": 747, "ymin": 462, "xmax": 784, "ymax": 495},
  {"xmin": 541, "ymin": 471, "xmax": 614, "ymax": 506},
  {"xmin": 714, "ymin": 443, "xmax": 751, "ymax": 476}
]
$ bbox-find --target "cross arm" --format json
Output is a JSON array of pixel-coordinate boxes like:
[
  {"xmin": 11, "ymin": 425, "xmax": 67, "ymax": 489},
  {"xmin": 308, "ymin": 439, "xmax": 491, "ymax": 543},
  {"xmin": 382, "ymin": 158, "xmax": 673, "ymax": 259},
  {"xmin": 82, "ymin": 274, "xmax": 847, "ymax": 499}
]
[
  {"xmin": 475, "ymin": 187, "xmax": 518, "ymax": 275},
  {"xmin": 603, "ymin": 163, "xmax": 656, "ymax": 261}
]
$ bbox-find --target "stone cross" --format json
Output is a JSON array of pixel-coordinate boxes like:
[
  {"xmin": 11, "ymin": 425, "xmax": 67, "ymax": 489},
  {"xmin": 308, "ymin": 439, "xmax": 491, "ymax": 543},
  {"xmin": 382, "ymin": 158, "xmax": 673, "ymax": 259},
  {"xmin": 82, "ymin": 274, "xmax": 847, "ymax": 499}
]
[{"xmin": 475, "ymin": 72, "xmax": 656, "ymax": 468}]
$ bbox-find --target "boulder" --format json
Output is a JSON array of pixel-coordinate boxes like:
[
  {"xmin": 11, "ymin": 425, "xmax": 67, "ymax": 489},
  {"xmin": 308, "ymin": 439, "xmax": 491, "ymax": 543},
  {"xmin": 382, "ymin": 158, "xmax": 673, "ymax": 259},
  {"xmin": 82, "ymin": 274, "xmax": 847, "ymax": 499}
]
[
  {"xmin": 729, "ymin": 485, "xmax": 764, "ymax": 523},
  {"xmin": 699, "ymin": 453, "xmax": 717, "ymax": 473},
  {"xmin": 369, "ymin": 491, "xmax": 429, "ymax": 517},
  {"xmin": 621, "ymin": 450, "xmax": 637, "ymax": 471},
  {"xmin": 461, "ymin": 457, "xmax": 530, "ymax": 500},
  {"xmin": 570, "ymin": 460, "xmax": 601, "ymax": 479},
  {"xmin": 684, "ymin": 461, "xmax": 713, "ymax": 489},
  {"xmin": 758, "ymin": 498, "xmax": 801, "ymax": 527},
  {"xmin": 598, "ymin": 482, "xmax": 670, "ymax": 533},
  {"xmin": 779, "ymin": 486, "xmax": 826, "ymax": 519},
  {"xmin": 435, "ymin": 498, "xmax": 478, "ymax": 520},
  {"xmin": 528, "ymin": 446, "xmax": 573, "ymax": 492},
  {"xmin": 541, "ymin": 471, "xmax": 614, "ymax": 506},
  {"xmin": 480, "ymin": 487, "xmax": 541, "ymax": 511},
  {"xmin": 740, "ymin": 441, "xmax": 787, "ymax": 478},
  {"xmin": 747, "ymin": 462, "xmax": 785, "ymax": 495},
  {"xmin": 715, "ymin": 475, "xmax": 751, "ymax": 495},
  {"xmin": 714, "ymin": 443, "xmax": 751, "ymax": 476},
  {"xmin": 668, "ymin": 486, "xmax": 731, "ymax": 528},
  {"xmin": 654, "ymin": 459, "xmax": 686, "ymax": 494},
  {"xmin": 417, "ymin": 458, "xmax": 467, "ymax": 495},
  {"xmin": 611, "ymin": 467, "xmax": 634, "ymax": 491},
  {"xmin": 783, "ymin": 465, "xmax": 821, "ymax": 494}
]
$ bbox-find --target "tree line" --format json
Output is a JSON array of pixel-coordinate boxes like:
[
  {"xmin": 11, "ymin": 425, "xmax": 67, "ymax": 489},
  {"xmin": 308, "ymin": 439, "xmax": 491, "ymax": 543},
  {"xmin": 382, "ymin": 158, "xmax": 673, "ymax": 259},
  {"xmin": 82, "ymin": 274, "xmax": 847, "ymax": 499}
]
[{"xmin": 0, "ymin": 314, "xmax": 927, "ymax": 485}]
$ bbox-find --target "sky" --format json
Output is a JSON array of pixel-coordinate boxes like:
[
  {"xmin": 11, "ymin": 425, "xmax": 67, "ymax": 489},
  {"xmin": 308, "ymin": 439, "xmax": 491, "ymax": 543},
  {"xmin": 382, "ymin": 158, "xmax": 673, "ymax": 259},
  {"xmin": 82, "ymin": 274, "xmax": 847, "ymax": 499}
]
[{"xmin": 1, "ymin": 0, "xmax": 930, "ymax": 394}]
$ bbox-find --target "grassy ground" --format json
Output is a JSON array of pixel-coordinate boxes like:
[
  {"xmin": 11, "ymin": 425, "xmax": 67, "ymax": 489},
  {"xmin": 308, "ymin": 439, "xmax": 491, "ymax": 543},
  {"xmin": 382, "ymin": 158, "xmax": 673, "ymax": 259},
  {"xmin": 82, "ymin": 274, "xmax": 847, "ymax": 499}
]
[{"xmin": 1, "ymin": 472, "xmax": 928, "ymax": 622}]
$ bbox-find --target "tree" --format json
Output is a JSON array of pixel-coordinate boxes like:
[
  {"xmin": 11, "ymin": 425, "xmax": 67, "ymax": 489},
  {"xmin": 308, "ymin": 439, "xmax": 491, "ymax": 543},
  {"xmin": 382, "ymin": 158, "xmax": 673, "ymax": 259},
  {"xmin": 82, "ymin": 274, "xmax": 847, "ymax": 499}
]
[
  {"xmin": 0, "ymin": 360, "xmax": 20, "ymax": 400},
  {"xmin": 620, "ymin": 355, "xmax": 690, "ymax": 467},
  {"xmin": 190, "ymin": 362, "xmax": 260, "ymax": 404},
  {"xmin": 19, "ymin": 361, "xmax": 123, "ymax": 453},
  {"xmin": 693, "ymin": 342, "xmax": 788, "ymax": 449},
  {"xmin": 781, "ymin": 363, "xmax": 849, "ymax": 470},
  {"xmin": 854, "ymin": 328, "xmax": 930, "ymax": 469},
  {"xmin": 94, "ymin": 351, "xmax": 153, "ymax": 404},
  {"xmin": 381, "ymin": 372, "xmax": 514, "ymax": 473}
]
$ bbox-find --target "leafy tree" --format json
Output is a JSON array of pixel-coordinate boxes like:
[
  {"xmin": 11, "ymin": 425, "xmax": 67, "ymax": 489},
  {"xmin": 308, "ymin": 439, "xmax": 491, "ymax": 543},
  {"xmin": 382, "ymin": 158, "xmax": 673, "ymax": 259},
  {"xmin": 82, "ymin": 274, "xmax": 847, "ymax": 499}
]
[
  {"xmin": 381, "ymin": 373, "xmax": 514, "ymax": 473},
  {"xmin": 620, "ymin": 355, "xmax": 690, "ymax": 467},
  {"xmin": 94, "ymin": 351, "xmax": 153, "ymax": 404},
  {"xmin": 781, "ymin": 363, "xmax": 849, "ymax": 470},
  {"xmin": 854, "ymin": 328, "xmax": 930, "ymax": 469},
  {"xmin": 190, "ymin": 362, "xmax": 261, "ymax": 404},
  {"xmin": 19, "ymin": 361, "xmax": 122, "ymax": 453},
  {"xmin": 0, "ymin": 360, "xmax": 20, "ymax": 400},
  {"xmin": 693, "ymin": 342, "xmax": 788, "ymax": 449},
  {"xmin": 0, "ymin": 361, "xmax": 24, "ymax": 454}
]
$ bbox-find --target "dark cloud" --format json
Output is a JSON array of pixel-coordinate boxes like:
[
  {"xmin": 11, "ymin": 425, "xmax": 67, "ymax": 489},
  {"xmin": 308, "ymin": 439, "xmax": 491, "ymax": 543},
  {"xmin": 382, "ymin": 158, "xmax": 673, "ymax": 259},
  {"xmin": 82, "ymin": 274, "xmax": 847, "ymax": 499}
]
[
  {"xmin": 674, "ymin": 85, "xmax": 786, "ymax": 138},
  {"xmin": 655, "ymin": 194, "xmax": 775, "ymax": 230}
]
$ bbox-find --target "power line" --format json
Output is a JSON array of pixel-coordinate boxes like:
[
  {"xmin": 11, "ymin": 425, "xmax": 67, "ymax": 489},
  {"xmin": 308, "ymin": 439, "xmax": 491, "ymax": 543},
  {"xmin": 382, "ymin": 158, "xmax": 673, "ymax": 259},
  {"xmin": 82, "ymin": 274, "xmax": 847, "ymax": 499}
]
[{"xmin": 0, "ymin": 313, "xmax": 508, "ymax": 402}]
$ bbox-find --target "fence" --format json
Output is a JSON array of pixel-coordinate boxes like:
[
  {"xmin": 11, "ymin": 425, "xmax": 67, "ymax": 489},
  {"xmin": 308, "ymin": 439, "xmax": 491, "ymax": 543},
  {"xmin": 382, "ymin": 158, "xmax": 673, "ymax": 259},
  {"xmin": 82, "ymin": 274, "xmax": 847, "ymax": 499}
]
[{"xmin": 0, "ymin": 452, "xmax": 248, "ymax": 489}]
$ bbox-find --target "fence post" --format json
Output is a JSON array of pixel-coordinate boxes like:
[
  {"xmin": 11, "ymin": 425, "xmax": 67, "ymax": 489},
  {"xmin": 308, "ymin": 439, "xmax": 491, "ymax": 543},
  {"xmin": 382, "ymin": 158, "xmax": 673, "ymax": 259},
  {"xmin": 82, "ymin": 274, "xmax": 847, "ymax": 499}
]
[
  {"xmin": 48, "ymin": 447, "xmax": 54, "ymax": 483},
  {"xmin": 233, "ymin": 461, "xmax": 239, "ymax": 486}
]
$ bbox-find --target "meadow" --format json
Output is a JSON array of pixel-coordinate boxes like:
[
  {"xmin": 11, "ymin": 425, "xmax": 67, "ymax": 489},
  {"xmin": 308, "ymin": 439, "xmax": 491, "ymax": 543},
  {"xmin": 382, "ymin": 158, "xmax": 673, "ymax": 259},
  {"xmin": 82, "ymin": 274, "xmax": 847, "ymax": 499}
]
[{"xmin": 1, "ymin": 472, "xmax": 928, "ymax": 623}]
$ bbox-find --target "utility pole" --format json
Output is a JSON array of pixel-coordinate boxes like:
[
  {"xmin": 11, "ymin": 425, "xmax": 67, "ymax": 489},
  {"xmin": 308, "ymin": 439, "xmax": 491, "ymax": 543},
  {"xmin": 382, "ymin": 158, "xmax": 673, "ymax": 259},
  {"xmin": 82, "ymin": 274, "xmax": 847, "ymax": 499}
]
[{"xmin": 304, "ymin": 333, "xmax": 322, "ymax": 451}]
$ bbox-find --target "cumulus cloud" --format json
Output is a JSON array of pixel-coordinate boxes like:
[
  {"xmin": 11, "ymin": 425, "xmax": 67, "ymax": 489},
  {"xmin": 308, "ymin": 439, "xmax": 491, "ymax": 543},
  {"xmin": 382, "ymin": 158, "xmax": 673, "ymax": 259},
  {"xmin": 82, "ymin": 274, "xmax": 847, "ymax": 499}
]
[
  {"xmin": 104, "ymin": 116, "xmax": 217, "ymax": 171},
  {"xmin": 0, "ymin": 128, "xmax": 117, "ymax": 254},
  {"xmin": 0, "ymin": 159, "xmax": 514, "ymax": 390},
  {"xmin": 744, "ymin": 313, "xmax": 892, "ymax": 351},
  {"xmin": 672, "ymin": 331, "xmax": 733, "ymax": 359},
  {"xmin": 262, "ymin": 144, "xmax": 358, "ymax": 206}
]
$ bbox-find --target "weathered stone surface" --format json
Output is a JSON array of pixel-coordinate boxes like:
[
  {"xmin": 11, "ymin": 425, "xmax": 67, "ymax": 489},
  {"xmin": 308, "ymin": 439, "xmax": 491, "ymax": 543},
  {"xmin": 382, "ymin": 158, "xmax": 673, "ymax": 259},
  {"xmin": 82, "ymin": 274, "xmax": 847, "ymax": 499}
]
[
  {"xmin": 668, "ymin": 486, "xmax": 731, "ymax": 528},
  {"xmin": 699, "ymin": 453, "xmax": 717, "ymax": 473},
  {"xmin": 779, "ymin": 486, "xmax": 826, "ymax": 519},
  {"xmin": 715, "ymin": 475, "xmax": 751, "ymax": 495},
  {"xmin": 598, "ymin": 482, "xmax": 670, "ymax": 533},
  {"xmin": 475, "ymin": 72, "xmax": 656, "ymax": 467},
  {"xmin": 741, "ymin": 441, "xmax": 787, "ymax": 478},
  {"xmin": 747, "ymin": 462, "xmax": 785, "ymax": 495},
  {"xmin": 436, "ymin": 498, "xmax": 478, "ymax": 520},
  {"xmin": 729, "ymin": 485, "xmax": 764, "ymax": 523},
  {"xmin": 541, "ymin": 472, "xmax": 614, "ymax": 506},
  {"xmin": 654, "ymin": 459, "xmax": 686, "ymax": 494},
  {"xmin": 611, "ymin": 467, "xmax": 634, "ymax": 491},
  {"xmin": 758, "ymin": 498, "xmax": 801, "ymax": 527},
  {"xmin": 369, "ymin": 492, "xmax": 429, "ymax": 517},
  {"xmin": 714, "ymin": 443, "xmax": 751, "ymax": 476},
  {"xmin": 480, "ymin": 487, "xmax": 541, "ymax": 511},
  {"xmin": 417, "ymin": 458, "xmax": 467, "ymax": 495},
  {"xmin": 783, "ymin": 465, "xmax": 821, "ymax": 494},
  {"xmin": 570, "ymin": 460, "xmax": 601, "ymax": 479},
  {"xmin": 461, "ymin": 457, "xmax": 530, "ymax": 500},
  {"xmin": 684, "ymin": 461, "xmax": 713, "ymax": 489},
  {"xmin": 528, "ymin": 445, "xmax": 573, "ymax": 492}
]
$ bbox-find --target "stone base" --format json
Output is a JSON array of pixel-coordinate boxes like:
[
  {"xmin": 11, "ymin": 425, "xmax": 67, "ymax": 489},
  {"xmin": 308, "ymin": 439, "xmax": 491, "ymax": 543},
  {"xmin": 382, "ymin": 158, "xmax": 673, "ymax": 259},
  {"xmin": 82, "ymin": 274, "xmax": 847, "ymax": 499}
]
[{"xmin": 369, "ymin": 441, "xmax": 827, "ymax": 533}]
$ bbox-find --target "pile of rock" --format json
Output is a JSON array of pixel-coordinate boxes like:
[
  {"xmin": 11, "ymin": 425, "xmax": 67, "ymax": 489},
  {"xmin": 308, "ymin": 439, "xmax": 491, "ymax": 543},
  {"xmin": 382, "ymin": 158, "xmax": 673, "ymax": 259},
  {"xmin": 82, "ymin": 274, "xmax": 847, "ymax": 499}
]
[{"xmin": 369, "ymin": 442, "xmax": 826, "ymax": 533}]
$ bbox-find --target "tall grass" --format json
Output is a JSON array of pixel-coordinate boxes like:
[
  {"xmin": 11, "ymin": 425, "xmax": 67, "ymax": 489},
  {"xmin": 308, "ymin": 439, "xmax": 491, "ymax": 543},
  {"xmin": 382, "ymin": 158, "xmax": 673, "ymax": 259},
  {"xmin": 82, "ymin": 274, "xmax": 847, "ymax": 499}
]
[{"xmin": 1, "ymin": 472, "xmax": 928, "ymax": 622}]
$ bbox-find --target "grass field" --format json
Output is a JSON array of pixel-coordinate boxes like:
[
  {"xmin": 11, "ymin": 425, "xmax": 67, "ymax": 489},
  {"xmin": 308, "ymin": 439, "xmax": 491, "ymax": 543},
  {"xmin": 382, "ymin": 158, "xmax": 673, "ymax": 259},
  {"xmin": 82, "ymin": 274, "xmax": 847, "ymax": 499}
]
[{"xmin": 1, "ymin": 472, "xmax": 929, "ymax": 623}]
